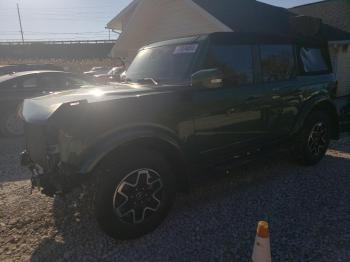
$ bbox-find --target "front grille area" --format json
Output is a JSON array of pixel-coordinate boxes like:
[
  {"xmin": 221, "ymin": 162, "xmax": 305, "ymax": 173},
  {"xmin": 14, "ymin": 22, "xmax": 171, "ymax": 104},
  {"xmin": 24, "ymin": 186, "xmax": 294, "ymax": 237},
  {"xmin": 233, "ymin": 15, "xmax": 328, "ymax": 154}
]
[{"xmin": 25, "ymin": 124, "xmax": 49, "ymax": 169}]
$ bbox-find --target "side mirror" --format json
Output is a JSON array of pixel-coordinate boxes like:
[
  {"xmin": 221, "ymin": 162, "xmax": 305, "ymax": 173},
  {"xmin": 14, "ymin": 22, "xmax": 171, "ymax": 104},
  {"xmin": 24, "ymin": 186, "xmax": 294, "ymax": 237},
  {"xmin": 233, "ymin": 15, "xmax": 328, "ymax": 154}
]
[{"xmin": 191, "ymin": 68, "xmax": 223, "ymax": 89}]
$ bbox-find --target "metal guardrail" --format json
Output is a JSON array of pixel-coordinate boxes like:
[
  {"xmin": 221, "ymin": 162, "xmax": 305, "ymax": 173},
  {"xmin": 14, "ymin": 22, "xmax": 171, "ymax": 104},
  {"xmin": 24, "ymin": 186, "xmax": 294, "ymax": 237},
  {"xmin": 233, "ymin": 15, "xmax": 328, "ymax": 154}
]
[{"xmin": 0, "ymin": 40, "xmax": 117, "ymax": 45}]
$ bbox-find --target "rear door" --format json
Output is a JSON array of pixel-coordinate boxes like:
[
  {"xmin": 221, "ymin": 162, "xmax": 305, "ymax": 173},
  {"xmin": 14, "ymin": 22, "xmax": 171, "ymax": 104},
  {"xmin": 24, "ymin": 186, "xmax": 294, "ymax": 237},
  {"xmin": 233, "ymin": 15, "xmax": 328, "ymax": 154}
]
[{"xmin": 256, "ymin": 44, "xmax": 302, "ymax": 139}]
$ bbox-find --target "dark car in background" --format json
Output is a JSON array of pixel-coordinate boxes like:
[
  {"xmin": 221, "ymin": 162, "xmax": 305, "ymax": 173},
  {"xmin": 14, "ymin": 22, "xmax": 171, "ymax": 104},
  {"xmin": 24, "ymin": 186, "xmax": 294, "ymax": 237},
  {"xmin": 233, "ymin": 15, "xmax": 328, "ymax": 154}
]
[
  {"xmin": 21, "ymin": 32, "xmax": 350, "ymax": 239},
  {"xmin": 0, "ymin": 64, "xmax": 64, "ymax": 76},
  {"xmin": 0, "ymin": 70, "xmax": 91, "ymax": 136}
]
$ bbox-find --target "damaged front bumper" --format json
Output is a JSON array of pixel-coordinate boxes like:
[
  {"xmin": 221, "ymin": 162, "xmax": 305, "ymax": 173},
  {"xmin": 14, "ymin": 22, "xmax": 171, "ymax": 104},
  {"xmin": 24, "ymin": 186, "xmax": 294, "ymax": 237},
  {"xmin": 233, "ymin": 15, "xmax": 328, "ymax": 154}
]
[{"xmin": 20, "ymin": 150, "xmax": 86, "ymax": 197}]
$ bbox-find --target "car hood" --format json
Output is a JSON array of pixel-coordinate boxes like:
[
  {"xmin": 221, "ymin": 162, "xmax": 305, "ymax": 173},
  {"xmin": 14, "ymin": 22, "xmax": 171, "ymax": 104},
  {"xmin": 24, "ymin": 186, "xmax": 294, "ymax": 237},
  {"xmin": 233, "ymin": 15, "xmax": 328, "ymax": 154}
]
[{"xmin": 21, "ymin": 84, "xmax": 168, "ymax": 123}]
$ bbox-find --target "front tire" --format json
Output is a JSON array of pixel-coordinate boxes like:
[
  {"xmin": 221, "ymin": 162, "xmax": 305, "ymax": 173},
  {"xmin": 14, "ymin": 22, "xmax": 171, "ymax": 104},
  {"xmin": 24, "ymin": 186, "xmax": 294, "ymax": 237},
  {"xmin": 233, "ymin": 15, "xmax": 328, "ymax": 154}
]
[
  {"xmin": 93, "ymin": 148, "xmax": 176, "ymax": 240},
  {"xmin": 294, "ymin": 111, "xmax": 331, "ymax": 166}
]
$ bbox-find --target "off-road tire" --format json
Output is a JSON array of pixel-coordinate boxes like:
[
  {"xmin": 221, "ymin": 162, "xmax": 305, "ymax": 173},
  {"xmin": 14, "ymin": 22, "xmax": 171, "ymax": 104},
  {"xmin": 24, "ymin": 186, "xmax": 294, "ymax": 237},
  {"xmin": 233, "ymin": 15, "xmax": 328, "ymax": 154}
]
[
  {"xmin": 92, "ymin": 148, "xmax": 176, "ymax": 240},
  {"xmin": 294, "ymin": 111, "xmax": 331, "ymax": 166}
]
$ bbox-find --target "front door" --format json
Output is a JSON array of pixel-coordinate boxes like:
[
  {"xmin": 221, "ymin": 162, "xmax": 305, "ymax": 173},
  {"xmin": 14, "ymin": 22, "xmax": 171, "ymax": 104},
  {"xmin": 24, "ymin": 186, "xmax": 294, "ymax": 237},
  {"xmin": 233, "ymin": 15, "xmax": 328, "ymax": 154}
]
[{"xmin": 191, "ymin": 44, "xmax": 269, "ymax": 163}]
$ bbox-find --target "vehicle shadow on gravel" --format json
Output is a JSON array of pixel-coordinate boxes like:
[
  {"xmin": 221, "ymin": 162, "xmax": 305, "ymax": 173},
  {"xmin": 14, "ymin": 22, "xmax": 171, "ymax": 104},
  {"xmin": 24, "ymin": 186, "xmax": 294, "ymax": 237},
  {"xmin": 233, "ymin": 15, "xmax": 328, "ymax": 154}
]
[{"xmin": 30, "ymin": 150, "xmax": 350, "ymax": 262}]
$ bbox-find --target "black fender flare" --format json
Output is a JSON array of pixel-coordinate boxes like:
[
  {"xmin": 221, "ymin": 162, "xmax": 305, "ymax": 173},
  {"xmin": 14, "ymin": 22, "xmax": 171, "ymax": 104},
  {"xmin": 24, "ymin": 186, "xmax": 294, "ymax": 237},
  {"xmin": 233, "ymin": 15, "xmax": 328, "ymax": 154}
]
[
  {"xmin": 291, "ymin": 96, "xmax": 340, "ymax": 138},
  {"xmin": 77, "ymin": 124, "xmax": 186, "ymax": 176}
]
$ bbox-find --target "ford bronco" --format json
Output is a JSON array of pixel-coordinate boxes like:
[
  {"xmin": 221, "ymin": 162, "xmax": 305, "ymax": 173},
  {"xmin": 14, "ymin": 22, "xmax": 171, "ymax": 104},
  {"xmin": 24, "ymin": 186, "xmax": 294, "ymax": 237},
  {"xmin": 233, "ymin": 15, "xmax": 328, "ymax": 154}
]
[{"xmin": 20, "ymin": 33, "xmax": 350, "ymax": 239}]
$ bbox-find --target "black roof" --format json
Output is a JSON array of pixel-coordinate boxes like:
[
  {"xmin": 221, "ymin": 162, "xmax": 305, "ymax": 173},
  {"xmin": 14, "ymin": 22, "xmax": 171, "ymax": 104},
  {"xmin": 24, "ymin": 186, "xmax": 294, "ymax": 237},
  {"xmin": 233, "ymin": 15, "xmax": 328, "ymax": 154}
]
[
  {"xmin": 321, "ymin": 24, "xmax": 350, "ymax": 41},
  {"xmin": 193, "ymin": 0, "xmax": 292, "ymax": 34},
  {"xmin": 193, "ymin": 0, "xmax": 350, "ymax": 41},
  {"xmin": 143, "ymin": 32, "xmax": 328, "ymax": 50},
  {"xmin": 208, "ymin": 32, "xmax": 328, "ymax": 46}
]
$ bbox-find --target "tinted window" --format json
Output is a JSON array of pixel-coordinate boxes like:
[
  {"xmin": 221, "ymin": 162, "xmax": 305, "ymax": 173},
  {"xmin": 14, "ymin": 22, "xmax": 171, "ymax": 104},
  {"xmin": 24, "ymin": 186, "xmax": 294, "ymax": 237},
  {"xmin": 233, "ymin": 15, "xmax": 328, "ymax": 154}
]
[
  {"xmin": 38, "ymin": 75, "xmax": 61, "ymax": 90},
  {"xmin": 22, "ymin": 77, "xmax": 38, "ymax": 88},
  {"xmin": 260, "ymin": 45, "xmax": 295, "ymax": 82},
  {"xmin": 206, "ymin": 45, "xmax": 253, "ymax": 86},
  {"xmin": 0, "ymin": 79, "xmax": 18, "ymax": 89},
  {"xmin": 299, "ymin": 47, "xmax": 329, "ymax": 73}
]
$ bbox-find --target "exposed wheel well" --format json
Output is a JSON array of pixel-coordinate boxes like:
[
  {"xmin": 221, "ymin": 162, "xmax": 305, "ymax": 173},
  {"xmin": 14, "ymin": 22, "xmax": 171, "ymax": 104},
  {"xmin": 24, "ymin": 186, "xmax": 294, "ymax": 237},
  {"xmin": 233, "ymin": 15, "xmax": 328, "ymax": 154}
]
[
  {"xmin": 95, "ymin": 137, "xmax": 188, "ymax": 192},
  {"xmin": 310, "ymin": 101, "xmax": 339, "ymax": 139}
]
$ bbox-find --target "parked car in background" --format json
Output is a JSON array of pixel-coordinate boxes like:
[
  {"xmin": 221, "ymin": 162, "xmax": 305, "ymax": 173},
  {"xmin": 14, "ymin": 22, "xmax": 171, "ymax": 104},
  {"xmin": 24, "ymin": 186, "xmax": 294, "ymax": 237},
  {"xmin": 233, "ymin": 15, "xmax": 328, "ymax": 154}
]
[
  {"xmin": 93, "ymin": 66, "xmax": 125, "ymax": 83},
  {"xmin": 20, "ymin": 32, "xmax": 350, "ymax": 240},
  {"xmin": 84, "ymin": 66, "xmax": 110, "ymax": 76},
  {"xmin": 0, "ymin": 70, "xmax": 92, "ymax": 136},
  {"xmin": 0, "ymin": 64, "xmax": 64, "ymax": 76}
]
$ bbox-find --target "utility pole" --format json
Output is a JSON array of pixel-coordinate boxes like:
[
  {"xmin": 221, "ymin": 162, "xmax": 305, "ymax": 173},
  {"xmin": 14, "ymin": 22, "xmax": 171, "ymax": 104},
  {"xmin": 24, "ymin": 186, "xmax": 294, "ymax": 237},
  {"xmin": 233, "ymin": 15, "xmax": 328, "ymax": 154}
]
[
  {"xmin": 16, "ymin": 3, "xmax": 24, "ymax": 43},
  {"xmin": 108, "ymin": 29, "xmax": 111, "ymax": 40}
]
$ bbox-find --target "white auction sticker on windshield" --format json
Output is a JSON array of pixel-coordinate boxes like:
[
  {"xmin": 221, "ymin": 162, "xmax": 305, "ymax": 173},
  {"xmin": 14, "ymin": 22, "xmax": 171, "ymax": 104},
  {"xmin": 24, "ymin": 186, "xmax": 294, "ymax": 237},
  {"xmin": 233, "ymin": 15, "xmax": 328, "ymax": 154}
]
[{"xmin": 173, "ymin": 44, "xmax": 199, "ymax": 54}]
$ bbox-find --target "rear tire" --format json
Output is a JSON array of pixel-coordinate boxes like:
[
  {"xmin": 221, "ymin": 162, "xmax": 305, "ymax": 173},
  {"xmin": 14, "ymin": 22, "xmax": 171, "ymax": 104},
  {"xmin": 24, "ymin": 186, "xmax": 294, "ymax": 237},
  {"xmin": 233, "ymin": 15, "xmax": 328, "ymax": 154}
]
[
  {"xmin": 293, "ymin": 111, "xmax": 331, "ymax": 166},
  {"xmin": 92, "ymin": 148, "xmax": 176, "ymax": 240}
]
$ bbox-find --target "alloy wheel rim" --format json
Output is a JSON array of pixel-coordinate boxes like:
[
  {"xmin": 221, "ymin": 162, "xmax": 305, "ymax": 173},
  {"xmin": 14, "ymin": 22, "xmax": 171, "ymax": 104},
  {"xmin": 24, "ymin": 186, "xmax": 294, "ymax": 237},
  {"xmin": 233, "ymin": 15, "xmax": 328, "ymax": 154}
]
[
  {"xmin": 307, "ymin": 122, "xmax": 328, "ymax": 156},
  {"xmin": 113, "ymin": 168, "xmax": 163, "ymax": 224}
]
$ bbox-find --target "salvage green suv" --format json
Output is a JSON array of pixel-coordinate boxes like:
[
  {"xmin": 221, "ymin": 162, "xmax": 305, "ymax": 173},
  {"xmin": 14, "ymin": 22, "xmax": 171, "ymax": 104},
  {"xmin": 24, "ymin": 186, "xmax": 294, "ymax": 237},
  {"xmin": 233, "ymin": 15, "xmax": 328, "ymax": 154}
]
[{"xmin": 21, "ymin": 33, "xmax": 350, "ymax": 239}]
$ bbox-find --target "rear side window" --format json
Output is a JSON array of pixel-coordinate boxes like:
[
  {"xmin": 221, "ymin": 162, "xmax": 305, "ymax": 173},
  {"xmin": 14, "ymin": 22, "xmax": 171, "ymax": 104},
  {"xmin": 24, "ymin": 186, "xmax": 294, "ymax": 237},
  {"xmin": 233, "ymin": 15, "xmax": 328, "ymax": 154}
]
[
  {"xmin": 206, "ymin": 45, "xmax": 254, "ymax": 87},
  {"xmin": 38, "ymin": 75, "xmax": 59, "ymax": 89},
  {"xmin": 260, "ymin": 45, "xmax": 295, "ymax": 82},
  {"xmin": 299, "ymin": 47, "xmax": 330, "ymax": 74},
  {"xmin": 22, "ymin": 77, "xmax": 38, "ymax": 88}
]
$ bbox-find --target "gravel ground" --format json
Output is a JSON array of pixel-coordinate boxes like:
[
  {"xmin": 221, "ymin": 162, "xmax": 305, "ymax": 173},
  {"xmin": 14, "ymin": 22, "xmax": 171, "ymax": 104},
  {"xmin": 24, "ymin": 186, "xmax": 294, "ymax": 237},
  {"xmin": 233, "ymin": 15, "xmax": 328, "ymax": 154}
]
[{"xmin": 0, "ymin": 137, "xmax": 350, "ymax": 262}]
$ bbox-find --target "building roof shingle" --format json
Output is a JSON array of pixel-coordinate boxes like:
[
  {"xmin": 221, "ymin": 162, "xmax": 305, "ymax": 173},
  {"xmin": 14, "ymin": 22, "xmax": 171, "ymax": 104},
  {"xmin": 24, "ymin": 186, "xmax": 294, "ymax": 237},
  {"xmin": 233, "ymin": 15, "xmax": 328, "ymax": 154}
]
[
  {"xmin": 290, "ymin": 0, "xmax": 350, "ymax": 33},
  {"xmin": 194, "ymin": 0, "xmax": 350, "ymax": 41},
  {"xmin": 193, "ymin": 0, "xmax": 291, "ymax": 35}
]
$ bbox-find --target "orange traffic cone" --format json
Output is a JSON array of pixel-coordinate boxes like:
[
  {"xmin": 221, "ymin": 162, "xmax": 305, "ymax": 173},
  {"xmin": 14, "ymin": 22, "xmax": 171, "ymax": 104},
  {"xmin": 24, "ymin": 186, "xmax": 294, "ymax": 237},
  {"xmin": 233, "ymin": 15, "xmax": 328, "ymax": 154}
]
[{"xmin": 252, "ymin": 221, "xmax": 271, "ymax": 262}]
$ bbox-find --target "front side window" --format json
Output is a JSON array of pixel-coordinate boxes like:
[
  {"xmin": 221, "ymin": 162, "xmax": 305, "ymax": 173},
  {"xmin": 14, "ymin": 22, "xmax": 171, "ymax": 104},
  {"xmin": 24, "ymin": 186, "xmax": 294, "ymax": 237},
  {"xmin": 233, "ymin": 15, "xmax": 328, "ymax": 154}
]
[
  {"xmin": 205, "ymin": 45, "xmax": 254, "ymax": 87},
  {"xmin": 260, "ymin": 45, "xmax": 295, "ymax": 82},
  {"xmin": 299, "ymin": 47, "xmax": 330, "ymax": 73},
  {"xmin": 126, "ymin": 43, "xmax": 199, "ymax": 84}
]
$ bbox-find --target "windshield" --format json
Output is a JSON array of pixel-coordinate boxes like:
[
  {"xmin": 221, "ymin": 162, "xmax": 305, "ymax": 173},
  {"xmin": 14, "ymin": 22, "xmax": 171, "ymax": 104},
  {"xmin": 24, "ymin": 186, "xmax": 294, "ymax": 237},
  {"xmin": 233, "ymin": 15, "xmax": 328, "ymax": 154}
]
[{"xmin": 125, "ymin": 43, "xmax": 199, "ymax": 84}]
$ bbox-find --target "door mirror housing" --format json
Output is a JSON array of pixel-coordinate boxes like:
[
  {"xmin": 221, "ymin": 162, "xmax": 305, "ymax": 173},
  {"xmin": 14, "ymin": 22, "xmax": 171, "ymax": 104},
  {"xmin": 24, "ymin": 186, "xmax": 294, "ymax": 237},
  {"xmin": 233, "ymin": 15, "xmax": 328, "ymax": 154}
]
[{"xmin": 191, "ymin": 68, "xmax": 223, "ymax": 89}]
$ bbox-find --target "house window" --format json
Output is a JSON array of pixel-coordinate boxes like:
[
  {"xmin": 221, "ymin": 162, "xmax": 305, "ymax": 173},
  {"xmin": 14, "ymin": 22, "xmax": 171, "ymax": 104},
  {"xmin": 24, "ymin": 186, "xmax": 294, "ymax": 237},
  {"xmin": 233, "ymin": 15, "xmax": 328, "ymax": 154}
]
[
  {"xmin": 260, "ymin": 45, "xmax": 295, "ymax": 82},
  {"xmin": 299, "ymin": 47, "xmax": 330, "ymax": 74},
  {"xmin": 206, "ymin": 45, "xmax": 254, "ymax": 87}
]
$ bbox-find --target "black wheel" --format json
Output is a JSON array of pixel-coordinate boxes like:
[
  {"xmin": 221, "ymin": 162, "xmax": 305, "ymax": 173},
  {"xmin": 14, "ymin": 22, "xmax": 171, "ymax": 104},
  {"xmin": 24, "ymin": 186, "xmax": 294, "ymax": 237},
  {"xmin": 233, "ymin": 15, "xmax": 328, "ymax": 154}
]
[
  {"xmin": 0, "ymin": 110, "xmax": 24, "ymax": 137},
  {"xmin": 93, "ymin": 148, "xmax": 176, "ymax": 240},
  {"xmin": 294, "ymin": 111, "xmax": 331, "ymax": 166}
]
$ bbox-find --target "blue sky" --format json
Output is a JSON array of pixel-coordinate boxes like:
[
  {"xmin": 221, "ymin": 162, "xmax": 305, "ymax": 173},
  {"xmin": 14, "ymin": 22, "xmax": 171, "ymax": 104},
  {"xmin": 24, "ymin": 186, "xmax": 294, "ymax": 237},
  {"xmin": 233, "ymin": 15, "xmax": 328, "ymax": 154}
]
[{"xmin": 0, "ymin": 0, "xmax": 323, "ymax": 42}]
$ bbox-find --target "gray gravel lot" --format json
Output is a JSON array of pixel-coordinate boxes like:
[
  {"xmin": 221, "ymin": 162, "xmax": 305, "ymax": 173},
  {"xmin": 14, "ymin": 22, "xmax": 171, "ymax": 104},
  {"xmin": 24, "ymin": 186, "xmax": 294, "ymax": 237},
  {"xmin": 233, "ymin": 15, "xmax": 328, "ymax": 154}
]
[{"xmin": 0, "ymin": 137, "xmax": 350, "ymax": 262}]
